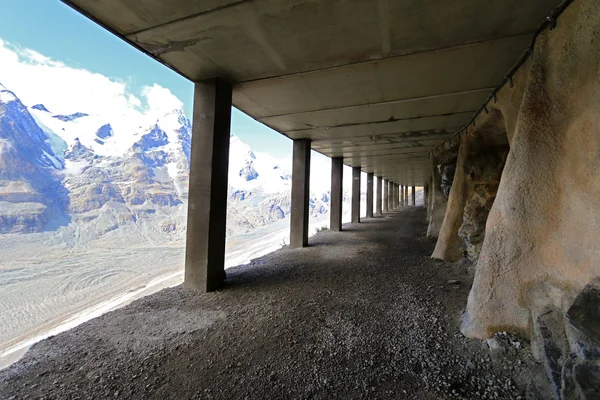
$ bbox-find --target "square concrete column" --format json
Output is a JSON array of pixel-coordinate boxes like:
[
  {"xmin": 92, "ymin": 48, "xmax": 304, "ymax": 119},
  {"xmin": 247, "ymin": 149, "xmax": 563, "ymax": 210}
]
[
  {"xmin": 400, "ymin": 185, "xmax": 404, "ymax": 206},
  {"xmin": 184, "ymin": 78, "xmax": 232, "ymax": 292},
  {"xmin": 388, "ymin": 181, "xmax": 393, "ymax": 210},
  {"xmin": 376, "ymin": 176, "xmax": 383, "ymax": 215},
  {"xmin": 290, "ymin": 139, "xmax": 311, "ymax": 248},
  {"xmin": 351, "ymin": 167, "xmax": 361, "ymax": 223},
  {"xmin": 366, "ymin": 173, "xmax": 374, "ymax": 218},
  {"xmin": 405, "ymin": 185, "xmax": 409, "ymax": 206},
  {"xmin": 330, "ymin": 157, "xmax": 343, "ymax": 232},
  {"xmin": 412, "ymin": 185, "xmax": 416, "ymax": 206},
  {"xmin": 402, "ymin": 185, "xmax": 406, "ymax": 206},
  {"xmin": 394, "ymin": 184, "xmax": 399, "ymax": 208},
  {"xmin": 383, "ymin": 179, "xmax": 389, "ymax": 212}
]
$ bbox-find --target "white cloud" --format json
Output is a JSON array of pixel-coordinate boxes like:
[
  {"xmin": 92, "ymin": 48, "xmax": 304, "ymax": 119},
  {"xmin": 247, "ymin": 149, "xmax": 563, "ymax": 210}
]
[
  {"xmin": 0, "ymin": 38, "xmax": 183, "ymax": 125},
  {"xmin": 142, "ymin": 84, "xmax": 183, "ymax": 119}
]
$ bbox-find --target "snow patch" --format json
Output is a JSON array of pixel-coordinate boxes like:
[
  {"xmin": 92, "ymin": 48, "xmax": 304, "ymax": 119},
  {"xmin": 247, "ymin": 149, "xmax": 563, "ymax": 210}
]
[{"xmin": 0, "ymin": 89, "xmax": 17, "ymax": 104}]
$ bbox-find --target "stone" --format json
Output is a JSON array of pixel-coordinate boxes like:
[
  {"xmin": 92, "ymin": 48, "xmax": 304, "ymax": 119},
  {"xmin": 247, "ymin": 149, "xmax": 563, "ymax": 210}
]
[
  {"xmin": 566, "ymin": 282, "xmax": 600, "ymax": 343},
  {"xmin": 533, "ymin": 310, "xmax": 569, "ymax": 398},
  {"xmin": 457, "ymin": 147, "xmax": 508, "ymax": 262}
]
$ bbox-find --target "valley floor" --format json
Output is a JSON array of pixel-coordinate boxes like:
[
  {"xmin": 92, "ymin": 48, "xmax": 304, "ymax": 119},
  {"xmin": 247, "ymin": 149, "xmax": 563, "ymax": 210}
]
[{"xmin": 0, "ymin": 208, "xmax": 550, "ymax": 399}]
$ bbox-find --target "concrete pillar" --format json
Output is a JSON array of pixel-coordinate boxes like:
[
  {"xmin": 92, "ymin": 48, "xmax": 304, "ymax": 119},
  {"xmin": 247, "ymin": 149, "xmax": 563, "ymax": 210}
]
[
  {"xmin": 366, "ymin": 173, "xmax": 374, "ymax": 218},
  {"xmin": 388, "ymin": 181, "xmax": 393, "ymax": 210},
  {"xmin": 404, "ymin": 186, "xmax": 408, "ymax": 206},
  {"xmin": 395, "ymin": 184, "xmax": 399, "ymax": 208},
  {"xmin": 401, "ymin": 185, "xmax": 405, "ymax": 206},
  {"xmin": 376, "ymin": 176, "xmax": 383, "ymax": 215},
  {"xmin": 184, "ymin": 78, "xmax": 232, "ymax": 292},
  {"xmin": 290, "ymin": 139, "xmax": 311, "ymax": 248},
  {"xmin": 412, "ymin": 185, "xmax": 416, "ymax": 206},
  {"xmin": 351, "ymin": 167, "xmax": 361, "ymax": 223},
  {"xmin": 330, "ymin": 157, "xmax": 343, "ymax": 232},
  {"xmin": 383, "ymin": 179, "xmax": 389, "ymax": 212}
]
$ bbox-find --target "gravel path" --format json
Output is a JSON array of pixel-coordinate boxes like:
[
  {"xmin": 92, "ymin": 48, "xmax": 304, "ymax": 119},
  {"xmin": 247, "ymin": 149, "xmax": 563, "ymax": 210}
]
[{"xmin": 0, "ymin": 208, "xmax": 547, "ymax": 399}]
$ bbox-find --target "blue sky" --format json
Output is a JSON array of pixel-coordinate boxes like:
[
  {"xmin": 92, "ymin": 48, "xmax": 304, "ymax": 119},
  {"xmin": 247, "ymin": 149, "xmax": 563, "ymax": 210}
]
[{"xmin": 0, "ymin": 0, "xmax": 293, "ymax": 158}]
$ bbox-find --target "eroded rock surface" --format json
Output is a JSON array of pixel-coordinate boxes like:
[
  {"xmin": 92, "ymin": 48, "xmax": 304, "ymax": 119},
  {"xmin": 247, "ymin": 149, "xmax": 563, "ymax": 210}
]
[
  {"xmin": 462, "ymin": 0, "xmax": 600, "ymax": 341},
  {"xmin": 458, "ymin": 148, "xmax": 508, "ymax": 262}
]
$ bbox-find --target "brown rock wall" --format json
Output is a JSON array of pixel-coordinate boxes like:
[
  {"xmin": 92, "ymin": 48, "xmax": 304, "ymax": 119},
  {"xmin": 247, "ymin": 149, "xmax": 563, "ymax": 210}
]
[
  {"xmin": 461, "ymin": 0, "xmax": 600, "ymax": 339},
  {"xmin": 426, "ymin": 162, "xmax": 449, "ymax": 238}
]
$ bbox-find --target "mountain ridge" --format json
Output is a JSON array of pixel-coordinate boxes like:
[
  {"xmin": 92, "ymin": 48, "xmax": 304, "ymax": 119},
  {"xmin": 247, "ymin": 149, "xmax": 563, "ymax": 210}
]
[{"xmin": 0, "ymin": 83, "xmax": 332, "ymax": 240}]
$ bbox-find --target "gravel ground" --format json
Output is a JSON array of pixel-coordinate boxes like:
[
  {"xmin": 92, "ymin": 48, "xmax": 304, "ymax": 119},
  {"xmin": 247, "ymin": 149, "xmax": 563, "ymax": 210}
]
[{"xmin": 0, "ymin": 207, "xmax": 549, "ymax": 399}]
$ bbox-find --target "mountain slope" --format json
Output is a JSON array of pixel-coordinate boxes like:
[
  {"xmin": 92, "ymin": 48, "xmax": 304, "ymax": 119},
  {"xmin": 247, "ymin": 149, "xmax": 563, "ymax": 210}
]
[
  {"xmin": 0, "ymin": 83, "xmax": 68, "ymax": 233},
  {"xmin": 0, "ymin": 83, "xmax": 332, "ymax": 242}
]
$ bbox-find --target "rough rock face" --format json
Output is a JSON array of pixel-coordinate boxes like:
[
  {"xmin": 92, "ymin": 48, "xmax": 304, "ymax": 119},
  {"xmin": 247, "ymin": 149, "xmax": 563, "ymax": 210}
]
[
  {"xmin": 431, "ymin": 140, "xmax": 472, "ymax": 261},
  {"xmin": 458, "ymin": 147, "xmax": 508, "ymax": 262},
  {"xmin": 462, "ymin": 0, "xmax": 600, "ymax": 341},
  {"xmin": 425, "ymin": 0, "xmax": 600, "ymax": 393},
  {"xmin": 426, "ymin": 163, "xmax": 448, "ymax": 238},
  {"xmin": 0, "ymin": 85, "xmax": 67, "ymax": 232}
]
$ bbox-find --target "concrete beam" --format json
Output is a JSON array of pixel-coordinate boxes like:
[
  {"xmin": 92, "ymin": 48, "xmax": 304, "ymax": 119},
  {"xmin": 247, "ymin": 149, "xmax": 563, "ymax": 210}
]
[
  {"xmin": 366, "ymin": 172, "xmax": 374, "ymax": 218},
  {"xmin": 376, "ymin": 176, "xmax": 383, "ymax": 215},
  {"xmin": 412, "ymin": 185, "xmax": 416, "ymax": 206},
  {"xmin": 330, "ymin": 157, "xmax": 343, "ymax": 232},
  {"xmin": 184, "ymin": 78, "xmax": 232, "ymax": 292},
  {"xmin": 351, "ymin": 167, "xmax": 361, "ymax": 223},
  {"xmin": 383, "ymin": 179, "xmax": 389, "ymax": 212},
  {"xmin": 290, "ymin": 139, "xmax": 311, "ymax": 248}
]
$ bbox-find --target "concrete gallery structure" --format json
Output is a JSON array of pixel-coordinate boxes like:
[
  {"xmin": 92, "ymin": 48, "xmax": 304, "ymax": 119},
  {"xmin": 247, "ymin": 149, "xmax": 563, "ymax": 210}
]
[{"xmin": 59, "ymin": 0, "xmax": 600, "ymax": 396}]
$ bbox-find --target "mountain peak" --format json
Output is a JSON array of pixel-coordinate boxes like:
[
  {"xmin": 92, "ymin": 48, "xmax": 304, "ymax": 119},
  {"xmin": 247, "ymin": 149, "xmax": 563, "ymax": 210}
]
[
  {"xmin": 134, "ymin": 124, "xmax": 169, "ymax": 151},
  {"xmin": 65, "ymin": 137, "xmax": 95, "ymax": 161},
  {"xmin": 0, "ymin": 86, "xmax": 18, "ymax": 104},
  {"xmin": 31, "ymin": 104, "xmax": 51, "ymax": 113},
  {"xmin": 95, "ymin": 123, "xmax": 114, "ymax": 140},
  {"xmin": 53, "ymin": 112, "xmax": 89, "ymax": 122}
]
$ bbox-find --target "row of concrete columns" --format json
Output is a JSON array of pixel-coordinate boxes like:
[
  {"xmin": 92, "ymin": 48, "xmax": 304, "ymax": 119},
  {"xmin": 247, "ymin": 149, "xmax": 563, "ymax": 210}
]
[{"xmin": 183, "ymin": 79, "xmax": 418, "ymax": 292}]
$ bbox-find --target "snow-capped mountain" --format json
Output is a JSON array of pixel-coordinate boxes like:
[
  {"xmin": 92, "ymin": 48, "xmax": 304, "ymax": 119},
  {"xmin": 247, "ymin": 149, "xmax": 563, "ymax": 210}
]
[{"xmin": 0, "ymin": 82, "xmax": 331, "ymax": 240}]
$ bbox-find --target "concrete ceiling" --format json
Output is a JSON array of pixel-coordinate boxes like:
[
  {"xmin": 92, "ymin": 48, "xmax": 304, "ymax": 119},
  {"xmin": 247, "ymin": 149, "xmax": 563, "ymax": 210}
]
[{"xmin": 63, "ymin": 0, "xmax": 561, "ymax": 185}]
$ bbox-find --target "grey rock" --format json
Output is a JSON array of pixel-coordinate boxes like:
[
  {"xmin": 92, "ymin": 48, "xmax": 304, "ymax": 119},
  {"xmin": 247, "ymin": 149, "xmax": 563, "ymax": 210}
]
[{"xmin": 566, "ymin": 282, "xmax": 600, "ymax": 344}]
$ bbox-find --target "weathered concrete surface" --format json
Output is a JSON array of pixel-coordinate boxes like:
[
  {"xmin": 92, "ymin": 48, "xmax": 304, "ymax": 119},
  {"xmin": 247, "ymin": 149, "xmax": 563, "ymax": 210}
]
[
  {"xmin": 0, "ymin": 209, "xmax": 552, "ymax": 399},
  {"xmin": 426, "ymin": 164, "xmax": 448, "ymax": 238},
  {"xmin": 351, "ymin": 167, "xmax": 360, "ymax": 223},
  {"xmin": 290, "ymin": 139, "xmax": 311, "ymax": 248},
  {"xmin": 65, "ymin": 0, "xmax": 560, "ymax": 186},
  {"xmin": 366, "ymin": 173, "xmax": 374, "ymax": 218},
  {"xmin": 383, "ymin": 179, "xmax": 389, "ymax": 212},
  {"xmin": 376, "ymin": 176, "xmax": 383, "ymax": 215},
  {"xmin": 431, "ymin": 140, "xmax": 472, "ymax": 261},
  {"xmin": 330, "ymin": 157, "xmax": 343, "ymax": 232},
  {"xmin": 462, "ymin": 0, "xmax": 600, "ymax": 342},
  {"xmin": 184, "ymin": 79, "xmax": 232, "ymax": 292}
]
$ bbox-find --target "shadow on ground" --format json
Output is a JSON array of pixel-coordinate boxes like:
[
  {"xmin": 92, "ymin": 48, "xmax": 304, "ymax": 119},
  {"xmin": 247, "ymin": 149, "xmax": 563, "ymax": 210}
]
[{"xmin": 0, "ymin": 208, "xmax": 548, "ymax": 400}]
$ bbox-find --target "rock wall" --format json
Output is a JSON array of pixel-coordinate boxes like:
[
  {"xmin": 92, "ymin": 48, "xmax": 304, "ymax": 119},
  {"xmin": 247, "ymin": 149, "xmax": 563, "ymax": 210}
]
[
  {"xmin": 428, "ymin": 0, "xmax": 600, "ymax": 394},
  {"xmin": 431, "ymin": 140, "xmax": 472, "ymax": 261},
  {"xmin": 458, "ymin": 146, "xmax": 508, "ymax": 262},
  {"xmin": 421, "ymin": 0, "xmax": 600, "ymax": 395},
  {"xmin": 426, "ymin": 162, "xmax": 450, "ymax": 238},
  {"xmin": 462, "ymin": 0, "xmax": 600, "ymax": 341}
]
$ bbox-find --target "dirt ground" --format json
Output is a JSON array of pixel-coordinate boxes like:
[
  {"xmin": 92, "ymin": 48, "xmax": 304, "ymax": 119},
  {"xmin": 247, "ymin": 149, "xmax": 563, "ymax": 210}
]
[{"xmin": 0, "ymin": 207, "xmax": 550, "ymax": 399}]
